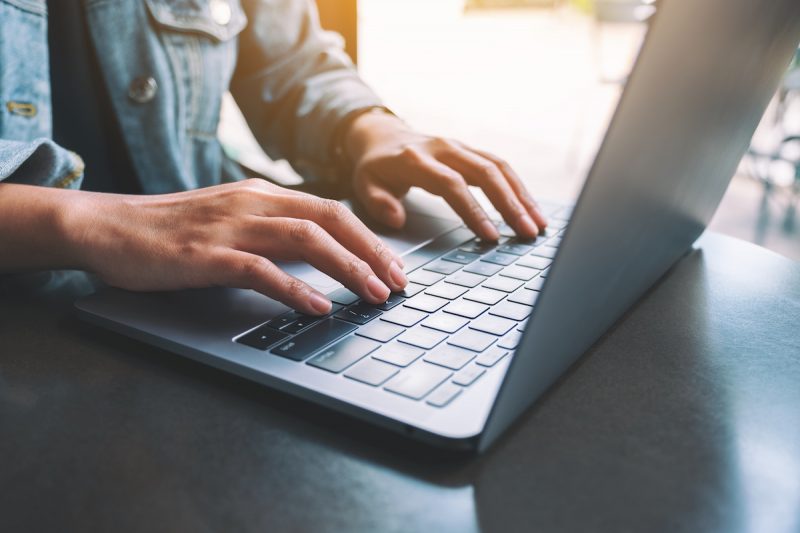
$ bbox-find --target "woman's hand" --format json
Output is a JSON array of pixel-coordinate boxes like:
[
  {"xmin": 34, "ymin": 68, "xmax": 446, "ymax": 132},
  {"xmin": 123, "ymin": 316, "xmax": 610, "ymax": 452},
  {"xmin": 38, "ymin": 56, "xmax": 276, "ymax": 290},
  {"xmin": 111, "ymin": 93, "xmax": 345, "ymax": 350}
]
[
  {"xmin": 344, "ymin": 111, "xmax": 547, "ymax": 241},
  {"xmin": 65, "ymin": 179, "xmax": 407, "ymax": 315}
]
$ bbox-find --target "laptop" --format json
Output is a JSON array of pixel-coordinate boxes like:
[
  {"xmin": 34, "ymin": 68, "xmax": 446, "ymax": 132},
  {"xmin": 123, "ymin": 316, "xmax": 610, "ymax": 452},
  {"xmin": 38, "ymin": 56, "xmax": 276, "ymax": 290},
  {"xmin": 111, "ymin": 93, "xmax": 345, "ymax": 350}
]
[{"xmin": 76, "ymin": 0, "xmax": 800, "ymax": 452}]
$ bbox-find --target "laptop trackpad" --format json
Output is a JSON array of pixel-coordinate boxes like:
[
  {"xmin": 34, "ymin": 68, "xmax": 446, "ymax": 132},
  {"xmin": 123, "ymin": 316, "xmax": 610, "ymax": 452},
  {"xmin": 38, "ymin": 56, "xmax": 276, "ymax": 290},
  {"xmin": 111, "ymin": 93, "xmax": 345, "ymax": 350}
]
[{"xmin": 276, "ymin": 205, "xmax": 462, "ymax": 292}]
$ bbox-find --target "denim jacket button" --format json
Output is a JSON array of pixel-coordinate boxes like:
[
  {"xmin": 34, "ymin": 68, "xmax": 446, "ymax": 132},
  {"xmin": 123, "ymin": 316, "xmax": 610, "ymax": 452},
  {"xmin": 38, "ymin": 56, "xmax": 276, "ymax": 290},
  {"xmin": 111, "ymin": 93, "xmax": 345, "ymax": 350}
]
[
  {"xmin": 210, "ymin": 0, "xmax": 232, "ymax": 25},
  {"xmin": 128, "ymin": 76, "xmax": 158, "ymax": 104}
]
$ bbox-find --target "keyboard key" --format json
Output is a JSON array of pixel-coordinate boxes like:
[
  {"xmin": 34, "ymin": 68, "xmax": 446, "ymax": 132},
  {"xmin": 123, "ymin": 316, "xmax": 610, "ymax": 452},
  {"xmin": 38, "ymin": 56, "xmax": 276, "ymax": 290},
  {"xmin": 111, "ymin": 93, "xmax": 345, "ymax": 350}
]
[
  {"xmin": 424, "ymin": 344, "xmax": 477, "ymax": 370},
  {"xmin": 385, "ymin": 363, "xmax": 452, "ymax": 400},
  {"xmin": 481, "ymin": 252, "xmax": 517, "ymax": 266},
  {"xmin": 422, "ymin": 312, "xmax": 469, "ymax": 333},
  {"xmin": 271, "ymin": 319, "xmax": 356, "ymax": 361},
  {"xmin": 400, "ymin": 283, "xmax": 425, "ymax": 297},
  {"xmin": 372, "ymin": 342, "xmax": 425, "ymax": 367},
  {"xmin": 327, "ymin": 287, "xmax": 359, "ymax": 305},
  {"xmin": 423, "ymin": 260, "xmax": 461, "ymax": 275},
  {"xmin": 344, "ymin": 358, "xmax": 399, "ymax": 386},
  {"xmin": 530, "ymin": 246, "xmax": 558, "ymax": 259},
  {"xmin": 443, "ymin": 299, "xmax": 489, "ymax": 319},
  {"xmin": 236, "ymin": 325, "xmax": 289, "ymax": 351},
  {"xmin": 507, "ymin": 289, "xmax": 539, "ymax": 306},
  {"xmin": 482, "ymin": 276, "xmax": 523, "ymax": 293},
  {"xmin": 499, "ymin": 265, "xmax": 539, "ymax": 281},
  {"xmin": 281, "ymin": 315, "xmax": 323, "ymax": 334},
  {"xmin": 442, "ymin": 250, "xmax": 480, "ymax": 264},
  {"xmin": 448, "ymin": 329, "xmax": 496, "ymax": 352},
  {"xmin": 266, "ymin": 312, "xmax": 301, "ymax": 330},
  {"xmin": 381, "ymin": 307, "xmax": 427, "ymax": 327},
  {"xmin": 404, "ymin": 294, "xmax": 449, "ymax": 313},
  {"xmin": 355, "ymin": 320, "xmax": 405, "ymax": 343},
  {"xmin": 425, "ymin": 283, "xmax": 468, "ymax": 300},
  {"xmin": 489, "ymin": 301, "xmax": 532, "ymax": 321},
  {"xmin": 475, "ymin": 347, "xmax": 508, "ymax": 367},
  {"xmin": 398, "ymin": 326, "xmax": 448, "ymax": 349},
  {"xmin": 548, "ymin": 218, "xmax": 569, "ymax": 229},
  {"xmin": 464, "ymin": 287, "xmax": 506, "ymax": 305},
  {"xmin": 334, "ymin": 303, "xmax": 382, "ymax": 325},
  {"xmin": 426, "ymin": 383, "xmax": 463, "ymax": 407},
  {"xmin": 376, "ymin": 293, "xmax": 406, "ymax": 311},
  {"xmin": 517, "ymin": 319, "xmax": 528, "ymax": 331},
  {"xmin": 453, "ymin": 365, "xmax": 486, "ymax": 386},
  {"xmin": 459, "ymin": 238, "xmax": 500, "ymax": 254},
  {"xmin": 517, "ymin": 255, "xmax": 552, "ymax": 269},
  {"xmin": 446, "ymin": 271, "xmax": 485, "ymax": 288},
  {"xmin": 306, "ymin": 336, "xmax": 380, "ymax": 373},
  {"xmin": 307, "ymin": 335, "xmax": 380, "ymax": 373},
  {"xmin": 498, "ymin": 330, "xmax": 523, "ymax": 349},
  {"xmin": 548, "ymin": 237, "xmax": 563, "ymax": 247},
  {"xmin": 497, "ymin": 241, "xmax": 534, "ymax": 256},
  {"xmin": 408, "ymin": 270, "xmax": 445, "ymax": 286},
  {"xmin": 525, "ymin": 277, "xmax": 546, "ymax": 291},
  {"xmin": 540, "ymin": 267, "xmax": 550, "ymax": 278},
  {"xmin": 469, "ymin": 314, "xmax": 516, "ymax": 336},
  {"xmin": 463, "ymin": 261, "xmax": 503, "ymax": 277}
]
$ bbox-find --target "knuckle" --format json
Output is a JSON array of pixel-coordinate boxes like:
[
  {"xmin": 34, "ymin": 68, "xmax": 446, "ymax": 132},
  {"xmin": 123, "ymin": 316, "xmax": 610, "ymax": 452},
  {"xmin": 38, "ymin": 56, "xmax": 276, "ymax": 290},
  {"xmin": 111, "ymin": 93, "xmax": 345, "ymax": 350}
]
[
  {"xmin": 399, "ymin": 145, "xmax": 424, "ymax": 163},
  {"xmin": 497, "ymin": 159, "xmax": 514, "ymax": 175},
  {"xmin": 238, "ymin": 255, "xmax": 269, "ymax": 281},
  {"xmin": 346, "ymin": 257, "xmax": 368, "ymax": 276},
  {"xmin": 241, "ymin": 178, "xmax": 269, "ymax": 192},
  {"xmin": 285, "ymin": 277, "xmax": 307, "ymax": 298},
  {"xmin": 467, "ymin": 201, "xmax": 487, "ymax": 220},
  {"xmin": 289, "ymin": 220, "xmax": 321, "ymax": 243},
  {"xmin": 373, "ymin": 241, "xmax": 391, "ymax": 263},
  {"xmin": 433, "ymin": 137, "xmax": 457, "ymax": 151},
  {"xmin": 442, "ymin": 173, "xmax": 467, "ymax": 192},
  {"xmin": 318, "ymin": 198, "xmax": 348, "ymax": 223},
  {"xmin": 476, "ymin": 161, "xmax": 498, "ymax": 180},
  {"xmin": 506, "ymin": 201, "xmax": 525, "ymax": 219}
]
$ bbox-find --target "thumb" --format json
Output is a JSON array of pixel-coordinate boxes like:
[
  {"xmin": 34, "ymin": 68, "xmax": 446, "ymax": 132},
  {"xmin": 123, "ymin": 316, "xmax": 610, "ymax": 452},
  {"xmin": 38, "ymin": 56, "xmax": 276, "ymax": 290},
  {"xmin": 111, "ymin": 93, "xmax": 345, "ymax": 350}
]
[{"xmin": 358, "ymin": 181, "xmax": 407, "ymax": 229}]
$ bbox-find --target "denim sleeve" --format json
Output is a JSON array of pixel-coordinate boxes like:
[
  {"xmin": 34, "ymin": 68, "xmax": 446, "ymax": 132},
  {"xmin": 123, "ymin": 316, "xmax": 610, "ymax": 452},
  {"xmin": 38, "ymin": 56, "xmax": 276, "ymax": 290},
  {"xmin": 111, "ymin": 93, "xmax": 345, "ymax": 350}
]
[
  {"xmin": 231, "ymin": 0, "xmax": 384, "ymax": 183},
  {"xmin": 0, "ymin": 138, "xmax": 84, "ymax": 189}
]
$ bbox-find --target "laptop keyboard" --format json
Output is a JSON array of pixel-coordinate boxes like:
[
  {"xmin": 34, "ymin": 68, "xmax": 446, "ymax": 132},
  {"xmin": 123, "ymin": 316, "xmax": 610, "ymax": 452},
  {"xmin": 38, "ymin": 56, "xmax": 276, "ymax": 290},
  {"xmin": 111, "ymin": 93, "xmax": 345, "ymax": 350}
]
[{"xmin": 235, "ymin": 205, "xmax": 571, "ymax": 408}]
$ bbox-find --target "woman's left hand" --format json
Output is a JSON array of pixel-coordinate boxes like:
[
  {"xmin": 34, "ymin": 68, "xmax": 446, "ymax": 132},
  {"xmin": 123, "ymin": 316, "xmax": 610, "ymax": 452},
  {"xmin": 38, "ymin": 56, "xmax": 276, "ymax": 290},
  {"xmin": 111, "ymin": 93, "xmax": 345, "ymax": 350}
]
[{"xmin": 344, "ymin": 111, "xmax": 548, "ymax": 241}]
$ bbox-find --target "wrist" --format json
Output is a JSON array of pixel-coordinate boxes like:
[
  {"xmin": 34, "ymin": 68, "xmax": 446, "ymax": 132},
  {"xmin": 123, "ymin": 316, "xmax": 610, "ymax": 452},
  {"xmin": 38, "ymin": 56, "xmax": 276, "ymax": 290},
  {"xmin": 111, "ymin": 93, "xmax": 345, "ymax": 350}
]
[
  {"xmin": 342, "ymin": 108, "xmax": 410, "ymax": 168},
  {"xmin": 58, "ymin": 189, "xmax": 131, "ymax": 273}
]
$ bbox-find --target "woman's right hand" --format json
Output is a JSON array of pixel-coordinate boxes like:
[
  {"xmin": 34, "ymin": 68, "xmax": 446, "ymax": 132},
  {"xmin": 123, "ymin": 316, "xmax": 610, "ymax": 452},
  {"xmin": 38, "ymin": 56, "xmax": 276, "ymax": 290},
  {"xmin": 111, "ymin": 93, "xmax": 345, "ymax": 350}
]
[{"xmin": 65, "ymin": 179, "xmax": 408, "ymax": 315}]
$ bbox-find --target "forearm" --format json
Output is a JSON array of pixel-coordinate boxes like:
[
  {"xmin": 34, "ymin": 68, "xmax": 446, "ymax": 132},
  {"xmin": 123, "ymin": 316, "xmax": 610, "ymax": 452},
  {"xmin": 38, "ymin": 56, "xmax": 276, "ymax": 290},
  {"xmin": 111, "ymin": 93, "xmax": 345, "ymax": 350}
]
[{"xmin": 0, "ymin": 183, "xmax": 89, "ymax": 273}]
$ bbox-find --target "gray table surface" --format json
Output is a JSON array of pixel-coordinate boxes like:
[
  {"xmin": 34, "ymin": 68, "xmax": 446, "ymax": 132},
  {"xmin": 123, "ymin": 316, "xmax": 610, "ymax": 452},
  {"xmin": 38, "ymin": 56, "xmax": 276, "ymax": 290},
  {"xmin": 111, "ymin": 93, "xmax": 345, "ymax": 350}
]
[{"xmin": 1, "ymin": 232, "xmax": 799, "ymax": 533}]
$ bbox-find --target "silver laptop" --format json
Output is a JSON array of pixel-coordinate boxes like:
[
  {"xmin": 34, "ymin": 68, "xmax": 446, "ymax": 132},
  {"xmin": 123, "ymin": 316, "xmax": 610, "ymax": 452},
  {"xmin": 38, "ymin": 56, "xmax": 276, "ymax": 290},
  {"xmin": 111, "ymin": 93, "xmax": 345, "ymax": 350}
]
[{"xmin": 76, "ymin": 0, "xmax": 800, "ymax": 451}]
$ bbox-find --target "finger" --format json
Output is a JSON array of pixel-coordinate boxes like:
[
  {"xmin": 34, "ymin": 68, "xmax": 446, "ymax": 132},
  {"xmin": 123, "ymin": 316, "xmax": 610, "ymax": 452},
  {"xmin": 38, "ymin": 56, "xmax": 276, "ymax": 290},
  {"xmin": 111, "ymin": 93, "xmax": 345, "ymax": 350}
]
[
  {"xmin": 237, "ymin": 181, "xmax": 405, "ymax": 270},
  {"xmin": 465, "ymin": 146, "xmax": 548, "ymax": 229},
  {"xmin": 438, "ymin": 146, "xmax": 539, "ymax": 239},
  {"xmin": 406, "ymin": 152, "xmax": 500, "ymax": 241},
  {"xmin": 243, "ymin": 218, "xmax": 392, "ymax": 304},
  {"xmin": 211, "ymin": 249, "xmax": 332, "ymax": 315},
  {"xmin": 267, "ymin": 196, "xmax": 407, "ymax": 291},
  {"xmin": 355, "ymin": 177, "xmax": 407, "ymax": 229}
]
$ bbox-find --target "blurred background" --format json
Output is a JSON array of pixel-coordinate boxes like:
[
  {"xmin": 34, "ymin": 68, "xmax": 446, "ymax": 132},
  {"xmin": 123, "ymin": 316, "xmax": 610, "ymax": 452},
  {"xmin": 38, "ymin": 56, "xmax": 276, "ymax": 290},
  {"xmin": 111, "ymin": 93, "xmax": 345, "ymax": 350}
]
[{"xmin": 220, "ymin": 0, "xmax": 800, "ymax": 260}]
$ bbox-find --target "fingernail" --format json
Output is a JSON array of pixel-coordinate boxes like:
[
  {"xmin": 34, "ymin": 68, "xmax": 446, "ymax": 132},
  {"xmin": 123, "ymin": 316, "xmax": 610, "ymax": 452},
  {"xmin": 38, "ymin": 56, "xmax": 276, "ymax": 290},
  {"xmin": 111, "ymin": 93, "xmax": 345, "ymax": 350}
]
[
  {"xmin": 308, "ymin": 293, "xmax": 332, "ymax": 315},
  {"xmin": 366, "ymin": 274, "xmax": 391, "ymax": 301},
  {"xmin": 389, "ymin": 261, "xmax": 408, "ymax": 288},
  {"xmin": 480, "ymin": 219, "xmax": 500, "ymax": 241},
  {"xmin": 519, "ymin": 214, "xmax": 539, "ymax": 237}
]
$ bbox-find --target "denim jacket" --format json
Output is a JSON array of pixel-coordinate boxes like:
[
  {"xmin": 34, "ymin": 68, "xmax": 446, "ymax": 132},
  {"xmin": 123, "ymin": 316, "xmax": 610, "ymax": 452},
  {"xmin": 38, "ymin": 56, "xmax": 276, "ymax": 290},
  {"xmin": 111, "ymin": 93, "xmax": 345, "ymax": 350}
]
[{"xmin": 0, "ymin": 0, "xmax": 383, "ymax": 193}]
